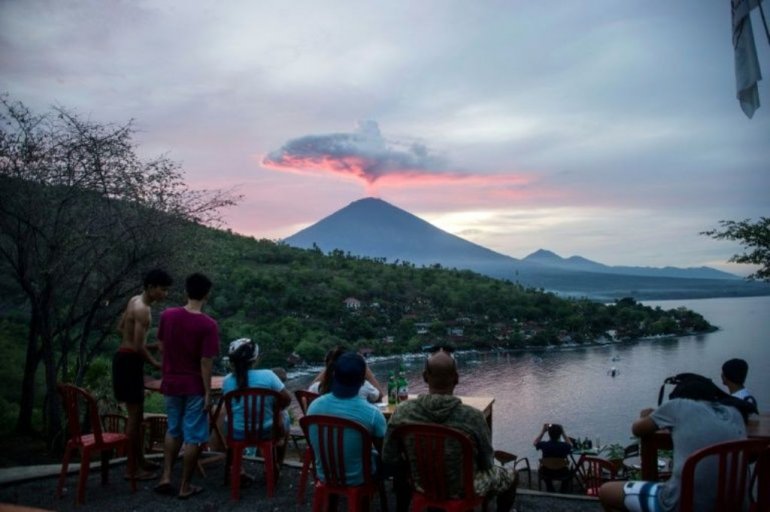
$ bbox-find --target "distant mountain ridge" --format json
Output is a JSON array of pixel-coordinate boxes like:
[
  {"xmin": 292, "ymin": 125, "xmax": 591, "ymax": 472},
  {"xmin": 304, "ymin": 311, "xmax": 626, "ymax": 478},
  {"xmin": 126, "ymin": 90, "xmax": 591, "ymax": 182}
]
[
  {"xmin": 283, "ymin": 198, "xmax": 770, "ymax": 300},
  {"xmin": 522, "ymin": 249, "xmax": 738, "ymax": 280}
]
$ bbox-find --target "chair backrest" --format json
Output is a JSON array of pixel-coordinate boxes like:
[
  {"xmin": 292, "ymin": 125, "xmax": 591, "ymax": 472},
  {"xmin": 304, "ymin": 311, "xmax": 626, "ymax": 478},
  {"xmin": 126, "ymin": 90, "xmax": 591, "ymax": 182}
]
[
  {"xmin": 679, "ymin": 438, "xmax": 769, "ymax": 512},
  {"xmin": 143, "ymin": 415, "xmax": 168, "ymax": 452},
  {"xmin": 623, "ymin": 443, "xmax": 639, "ymax": 458},
  {"xmin": 222, "ymin": 387, "xmax": 284, "ymax": 443},
  {"xmin": 580, "ymin": 455, "xmax": 617, "ymax": 495},
  {"xmin": 57, "ymin": 383, "xmax": 105, "ymax": 445},
  {"xmin": 101, "ymin": 413, "xmax": 127, "ymax": 434},
  {"xmin": 300, "ymin": 414, "xmax": 374, "ymax": 487},
  {"xmin": 390, "ymin": 422, "xmax": 478, "ymax": 501},
  {"xmin": 294, "ymin": 389, "xmax": 320, "ymax": 416}
]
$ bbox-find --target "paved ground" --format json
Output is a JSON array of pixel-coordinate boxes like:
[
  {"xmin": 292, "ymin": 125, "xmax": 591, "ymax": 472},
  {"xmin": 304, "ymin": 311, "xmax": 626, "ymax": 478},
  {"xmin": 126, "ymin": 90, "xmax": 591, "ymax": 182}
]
[{"xmin": 0, "ymin": 455, "xmax": 601, "ymax": 512}]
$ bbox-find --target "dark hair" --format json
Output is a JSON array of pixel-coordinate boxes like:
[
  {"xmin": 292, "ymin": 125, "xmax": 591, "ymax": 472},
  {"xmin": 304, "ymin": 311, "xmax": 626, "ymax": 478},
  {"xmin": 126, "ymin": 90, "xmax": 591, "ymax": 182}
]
[
  {"xmin": 319, "ymin": 346, "xmax": 346, "ymax": 394},
  {"xmin": 185, "ymin": 273, "xmax": 212, "ymax": 300},
  {"xmin": 143, "ymin": 269, "xmax": 172, "ymax": 289},
  {"xmin": 722, "ymin": 358, "xmax": 749, "ymax": 385},
  {"xmin": 547, "ymin": 424, "xmax": 563, "ymax": 440},
  {"xmin": 667, "ymin": 373, "xmax": 757, "ymax": 423},
  {"xmin": 229, "ymin": 342, "xmax": 257, "ymax": 390}
]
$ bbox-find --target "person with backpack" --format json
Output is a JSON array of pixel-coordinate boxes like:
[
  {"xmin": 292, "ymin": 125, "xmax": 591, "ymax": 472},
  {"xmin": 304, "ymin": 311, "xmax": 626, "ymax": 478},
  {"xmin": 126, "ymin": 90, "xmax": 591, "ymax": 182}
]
[{"xmin": 598, "ymin": 373, "xmax": 757, "ymax": 512}]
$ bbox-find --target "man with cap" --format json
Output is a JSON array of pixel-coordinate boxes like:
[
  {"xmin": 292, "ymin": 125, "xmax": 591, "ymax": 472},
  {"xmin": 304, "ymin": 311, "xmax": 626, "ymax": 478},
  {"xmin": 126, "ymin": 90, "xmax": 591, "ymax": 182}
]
[
  {"xmin": 306, "ymin": 351, "xmax": 387, "ymax": 485},
  {"xmin": 382, "ymin": 349, "xmax": 518, "ymax": 512},
  {"xmin": 221, "ymin": 338, "xmax": 292, "ymax": 465},
  {"xmin": 721, "ymin": 358, "xmax": 758, "ymax": 410}
]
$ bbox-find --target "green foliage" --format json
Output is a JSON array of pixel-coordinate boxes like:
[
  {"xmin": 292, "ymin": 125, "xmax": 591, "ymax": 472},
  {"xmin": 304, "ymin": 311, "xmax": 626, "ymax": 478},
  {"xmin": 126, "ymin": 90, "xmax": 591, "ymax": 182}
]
[{"xmin": 702, "ymin": 217, "xmax": 770, "ymax": 281}]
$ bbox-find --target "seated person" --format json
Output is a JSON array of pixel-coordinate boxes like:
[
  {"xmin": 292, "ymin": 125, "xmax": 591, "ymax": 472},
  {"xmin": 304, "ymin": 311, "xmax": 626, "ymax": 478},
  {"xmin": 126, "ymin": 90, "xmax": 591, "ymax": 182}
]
[
  {"xmin": 598, "ymin": 373, "xmax": 756, "ymax": 512},
  {"xmin": 306, "ymin": 351, "xmax": 387, "ymax": 485},
  {"xmin": 309, "ymin": 346, "xmax": 383, "ymax": 402},
  {"xmin": 383, "ymin": 349, "xmax": 517, "ymax": 512},
  {"xmin": 221, "ymin": 338, "xmax": 292, "ymax": 465},
  {"xmin": 533, "ymin": 423, "xmax": 573, "ymax": 492},
  {"xmin": 721, "ymin": 358, "xmax": 758, "ymax": 410}
]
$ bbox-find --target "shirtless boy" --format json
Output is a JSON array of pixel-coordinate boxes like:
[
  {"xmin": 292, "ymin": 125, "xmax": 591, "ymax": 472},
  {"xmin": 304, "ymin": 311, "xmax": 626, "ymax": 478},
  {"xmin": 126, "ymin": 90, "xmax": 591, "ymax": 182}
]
[{"xmin": 113, "ymin": 269, "xmax": 172, "ymax": 480}]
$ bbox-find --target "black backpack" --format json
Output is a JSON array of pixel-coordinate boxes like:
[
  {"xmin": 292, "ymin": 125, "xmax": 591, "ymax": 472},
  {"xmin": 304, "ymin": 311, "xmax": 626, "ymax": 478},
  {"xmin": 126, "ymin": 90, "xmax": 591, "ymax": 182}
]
[{"xmin": 657, "ymin": 372, "xmax": 713, "ymax": 406}]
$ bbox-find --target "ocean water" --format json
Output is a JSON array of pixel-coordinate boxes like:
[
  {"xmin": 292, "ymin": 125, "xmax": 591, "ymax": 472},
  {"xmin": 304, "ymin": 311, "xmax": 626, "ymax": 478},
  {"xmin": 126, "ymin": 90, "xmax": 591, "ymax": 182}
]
[{"xmin": 289, "ymin": 295, "xmax": 770, "ymax": 463}]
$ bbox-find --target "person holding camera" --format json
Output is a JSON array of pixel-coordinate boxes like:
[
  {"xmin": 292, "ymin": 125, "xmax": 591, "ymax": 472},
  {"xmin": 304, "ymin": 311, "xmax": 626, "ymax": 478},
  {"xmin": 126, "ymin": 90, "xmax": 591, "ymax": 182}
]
[{"xmin": 533, "ymin": 423, "xmax": 574, "ymax": 492}]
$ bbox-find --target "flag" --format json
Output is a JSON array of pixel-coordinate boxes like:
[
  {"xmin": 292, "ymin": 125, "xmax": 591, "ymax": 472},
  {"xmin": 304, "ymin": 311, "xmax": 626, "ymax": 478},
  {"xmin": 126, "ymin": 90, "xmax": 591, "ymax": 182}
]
[{"xmin": 731, "ymin": 0, "xmax": 763, "ymax": 118}]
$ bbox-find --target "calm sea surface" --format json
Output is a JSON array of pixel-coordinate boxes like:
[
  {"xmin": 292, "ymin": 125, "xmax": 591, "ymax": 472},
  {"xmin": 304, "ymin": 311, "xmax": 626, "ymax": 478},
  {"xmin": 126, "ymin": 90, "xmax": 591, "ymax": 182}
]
[{"xmin": 289, "ymin": 295, "xmax": 770, "ymax": 463}]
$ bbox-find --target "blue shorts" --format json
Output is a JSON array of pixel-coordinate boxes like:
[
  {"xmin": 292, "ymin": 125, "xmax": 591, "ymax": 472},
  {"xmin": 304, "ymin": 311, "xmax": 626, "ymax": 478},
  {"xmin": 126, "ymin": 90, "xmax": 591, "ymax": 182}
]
[
  {"xmin": 165, "ymin": 395, "xmax": 209, "ymax": 444},
  {"xmin": 622, "ymin": 481, "xmax": 663, "ymax": 512}
]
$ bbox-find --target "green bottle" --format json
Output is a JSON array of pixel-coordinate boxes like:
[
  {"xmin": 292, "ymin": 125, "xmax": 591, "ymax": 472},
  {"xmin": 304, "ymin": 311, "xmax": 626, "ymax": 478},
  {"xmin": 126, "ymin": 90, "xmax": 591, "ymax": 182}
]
[{"xmin": 387, "ymin": 371, "xmax": 397, "ymax": 405}]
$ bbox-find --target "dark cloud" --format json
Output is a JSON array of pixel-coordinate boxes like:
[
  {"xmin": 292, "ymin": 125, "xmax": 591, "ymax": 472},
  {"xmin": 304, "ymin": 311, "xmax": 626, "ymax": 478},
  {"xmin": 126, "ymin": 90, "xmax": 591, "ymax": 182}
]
[{"xmin": 262, "ymin": 120, "xmax": 446, "ymax": 183}]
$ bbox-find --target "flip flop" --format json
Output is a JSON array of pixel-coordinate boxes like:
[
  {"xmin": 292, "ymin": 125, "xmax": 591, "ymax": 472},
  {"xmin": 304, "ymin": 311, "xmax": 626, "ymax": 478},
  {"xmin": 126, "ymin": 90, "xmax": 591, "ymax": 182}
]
[
  {"xmin": 153, "ymin": 482, "xmax": 175, "ymax": 495},
  {"xmin": 125, "ymin": 470, "xmax": 158, "ymax": 481},
  {"xmin": 178, "ymin": 485, "xmax": 204, "ymax": 500}
]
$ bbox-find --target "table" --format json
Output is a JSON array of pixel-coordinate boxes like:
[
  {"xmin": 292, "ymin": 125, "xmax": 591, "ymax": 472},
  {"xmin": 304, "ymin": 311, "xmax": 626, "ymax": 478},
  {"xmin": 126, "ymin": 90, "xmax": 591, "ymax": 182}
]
[
  {"xmin": 381, "ymin": 395, "xmax": 495, "ymax": 432},
  {"xmin": 143, "ymin": 375, "xmax": 227, "ymax": 471},
  {"xmin": 143, "ymin": 375, "xmax": 225, "ymax": 392},
  {"xmin": 639, "ymin": 413, "xmax": 770, "ymax": 480}
]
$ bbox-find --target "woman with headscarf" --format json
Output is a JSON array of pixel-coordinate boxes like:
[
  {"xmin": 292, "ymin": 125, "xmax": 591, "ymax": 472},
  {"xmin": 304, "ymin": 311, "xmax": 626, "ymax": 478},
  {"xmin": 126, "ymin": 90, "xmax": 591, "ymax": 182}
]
[
  {"xmin": 221, "ymin": 338, "xmax": 293, "ymax": 467},
  {"xmin": 598, "ymin": 373, "xmax": 757, "ymax": 512}
]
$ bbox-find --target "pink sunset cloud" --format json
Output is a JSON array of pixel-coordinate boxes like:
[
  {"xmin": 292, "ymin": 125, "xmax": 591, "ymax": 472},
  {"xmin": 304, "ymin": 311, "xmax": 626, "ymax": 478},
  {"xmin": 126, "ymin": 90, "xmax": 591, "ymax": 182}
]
[{"xmin": 262, "ymin": 120, "xmax": 536, "ymax": 197}]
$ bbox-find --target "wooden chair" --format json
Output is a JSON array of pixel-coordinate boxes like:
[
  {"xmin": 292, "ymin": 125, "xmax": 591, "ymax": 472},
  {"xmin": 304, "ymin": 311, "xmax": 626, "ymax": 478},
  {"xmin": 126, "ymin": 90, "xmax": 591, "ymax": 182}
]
[
  {"xmin": 217, "ymin": 387, "xmax": 285, "ymax": 500},
  {"xmin": 579, "ymin": 455, "xmax": 617, "ymax": 496},
  {"xmin": 494, "ymin": 449, "xmax": 531, "ymax": 489},
  {"xmin": 537, "ymin": 456, "xmax": 574, "ymax": 493},
  {"xmin": 56, "ymin": 383, "xmax": 136, "ymax": 505},
  {"xmin": 142, "ymin": 414, "xmax": 168, "ymax": 454},
  {"xmin": 294, "ymin": 389, "xmax": 320, "ymax": 504},
  {"xmin": 391, "ymin": 422, "xmax": 483, "ymax": 512},
  {"xmin": 679, "ymin": 438, "xmax": 769, "ymax": 512},
  {"xmin": 100, "ymin": 413, "xmax": 128, "ymax": 457},
  {"xmin": 300, "ymin": 414, "xmax": 387, "ymax": 512}
]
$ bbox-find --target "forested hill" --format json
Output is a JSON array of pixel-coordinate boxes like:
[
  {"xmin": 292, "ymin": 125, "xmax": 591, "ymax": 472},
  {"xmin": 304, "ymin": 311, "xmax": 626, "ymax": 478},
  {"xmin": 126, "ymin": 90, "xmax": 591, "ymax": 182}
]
[{"xmin": 186, "ymin": 226, "xmax": 713, "ymax": 368}]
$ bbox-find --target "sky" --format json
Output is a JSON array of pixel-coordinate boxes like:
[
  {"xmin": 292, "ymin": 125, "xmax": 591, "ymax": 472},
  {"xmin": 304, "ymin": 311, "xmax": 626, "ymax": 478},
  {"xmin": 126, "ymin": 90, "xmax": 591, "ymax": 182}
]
[{"xmin": 1, "ymin": 0, "xmax": 768, "ymax": 275}]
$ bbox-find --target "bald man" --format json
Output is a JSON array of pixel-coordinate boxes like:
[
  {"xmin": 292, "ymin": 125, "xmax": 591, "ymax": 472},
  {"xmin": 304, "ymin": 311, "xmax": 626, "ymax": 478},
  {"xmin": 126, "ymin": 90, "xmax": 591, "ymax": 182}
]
[{"xmin": 382, "ymin": 350, "xmax": 517, "ymax": 512}]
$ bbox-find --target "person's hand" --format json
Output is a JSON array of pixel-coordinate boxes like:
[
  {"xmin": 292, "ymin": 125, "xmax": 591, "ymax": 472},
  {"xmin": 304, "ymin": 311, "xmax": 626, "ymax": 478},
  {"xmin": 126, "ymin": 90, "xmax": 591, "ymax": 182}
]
[
  {"xmin": 640, "ymin": 407, "xmax": 654, "ymax": 418},
  {"xmin": 543, "ymin": 423, "xmax": 550, "ymax": 432}
]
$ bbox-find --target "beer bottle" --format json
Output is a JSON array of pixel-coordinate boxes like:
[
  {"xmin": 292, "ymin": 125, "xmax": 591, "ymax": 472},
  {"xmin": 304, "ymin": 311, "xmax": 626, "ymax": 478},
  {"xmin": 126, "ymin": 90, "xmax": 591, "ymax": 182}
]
[
  {"xmin": 397, "ymin": 367, "xmax": 409, "ymax": 403},
  {"xmin": 387, "ymin": 371, "xmax": 397, "ymax": 405}
]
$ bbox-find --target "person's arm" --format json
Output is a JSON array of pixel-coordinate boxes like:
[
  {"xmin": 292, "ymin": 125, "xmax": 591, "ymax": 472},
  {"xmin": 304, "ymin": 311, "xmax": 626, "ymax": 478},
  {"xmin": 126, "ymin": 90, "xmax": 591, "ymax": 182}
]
[
  {"xmin": 201, "ymin": 357, "xmax": 213, "ymax": 411},
  {"xmin": 561, "ymin": 428, "xmax": 573, "ymax": 448},
  {"xmin": 372, "ymin": 436, "xmax": 384, "ymax": 455},
  {"xmin": 277, "ymin": 388, "xmax": 292, "ymax": 409},
  {"xmin": 533, "ymin": 423, "xmax": 548, "ymax": 447},
  {"xmin": 133, "ymin": 307, "xmax": 161, "ymax": 370},
  {"xmin": 365, "ymin": 367, "xmax": 386, "ymax": 398},
  {"xmin": 631, "ymin": 407, "xmax": 659, "ymax": 437}
]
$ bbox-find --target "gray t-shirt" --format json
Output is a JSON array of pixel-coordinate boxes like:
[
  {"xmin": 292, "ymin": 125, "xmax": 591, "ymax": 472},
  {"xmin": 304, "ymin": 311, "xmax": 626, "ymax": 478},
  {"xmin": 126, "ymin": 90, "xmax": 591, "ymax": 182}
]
[{"xmin": 651, "ymin": 398, "xmax": 746, "ymax": 512}]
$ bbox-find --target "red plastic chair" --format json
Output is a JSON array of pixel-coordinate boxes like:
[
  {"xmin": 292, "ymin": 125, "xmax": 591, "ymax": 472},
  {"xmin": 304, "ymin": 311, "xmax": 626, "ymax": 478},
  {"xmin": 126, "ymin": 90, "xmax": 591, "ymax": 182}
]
[
  {"xmin": 578, "ymin": 455, "xmax": 617, "ymax": 496},
  {"xmin": 56, "ymin": 383, "xmax": 136, "ymax": 505},
  {"xmin": 300, "ymin": 414, "xmax": 387, "ymax": 512},
  {"xmin": 218, "ymin": 387, "xmax": 285, "ymax": 500},
  {"xmin": 678, "ymin": 438, "xmax": 769, "ymax": 512},
  {"xmin": 294, "ymin": 390, "xmax": 320, "ymax": 504},
  {"xmin": 390, "ymin": 422, "xmax": 485, "ymax": 512}
]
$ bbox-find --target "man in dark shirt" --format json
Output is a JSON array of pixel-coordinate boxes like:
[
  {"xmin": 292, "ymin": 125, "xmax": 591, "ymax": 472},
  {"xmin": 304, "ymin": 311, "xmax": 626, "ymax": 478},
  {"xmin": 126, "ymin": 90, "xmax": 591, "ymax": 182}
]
[{"xmin": 533, "ymin": 423, "xmax": 573, "ymax": 492}]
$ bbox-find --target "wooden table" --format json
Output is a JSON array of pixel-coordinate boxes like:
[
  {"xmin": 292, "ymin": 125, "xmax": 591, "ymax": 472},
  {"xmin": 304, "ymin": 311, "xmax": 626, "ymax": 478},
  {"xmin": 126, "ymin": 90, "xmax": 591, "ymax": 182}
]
[
  {"xmin": 143, "ymin": 375, "xmax": 225, "ymax": 392},
  {"xmin": 381, "ymin": 394, "xmax": 495, "ymax": 432},
  {"xmin": 639, "ymin": 413, "xmax": 770, "ymax": 480}
]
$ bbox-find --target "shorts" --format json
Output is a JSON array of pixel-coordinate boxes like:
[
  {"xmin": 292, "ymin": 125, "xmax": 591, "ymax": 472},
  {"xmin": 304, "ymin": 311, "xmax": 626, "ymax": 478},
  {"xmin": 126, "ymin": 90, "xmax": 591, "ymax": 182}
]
[
  {"xmin": 112, "ymin": 351, "xmax": 145, "ymax": 404},
  {"xmin": 622, "ymin": 481, "xmax": 663, "ymax": 512},
  {"xmin": 165, "ymin": 395, "xmax": 209, "ymax": 444}
]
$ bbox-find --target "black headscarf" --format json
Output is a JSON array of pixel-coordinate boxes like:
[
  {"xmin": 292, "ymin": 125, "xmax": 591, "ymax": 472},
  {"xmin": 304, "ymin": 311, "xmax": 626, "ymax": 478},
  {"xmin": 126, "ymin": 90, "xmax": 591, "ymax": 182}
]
[{"xmin": 668, "ymin": 373, "xmax": 758, "ymax": 423}]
